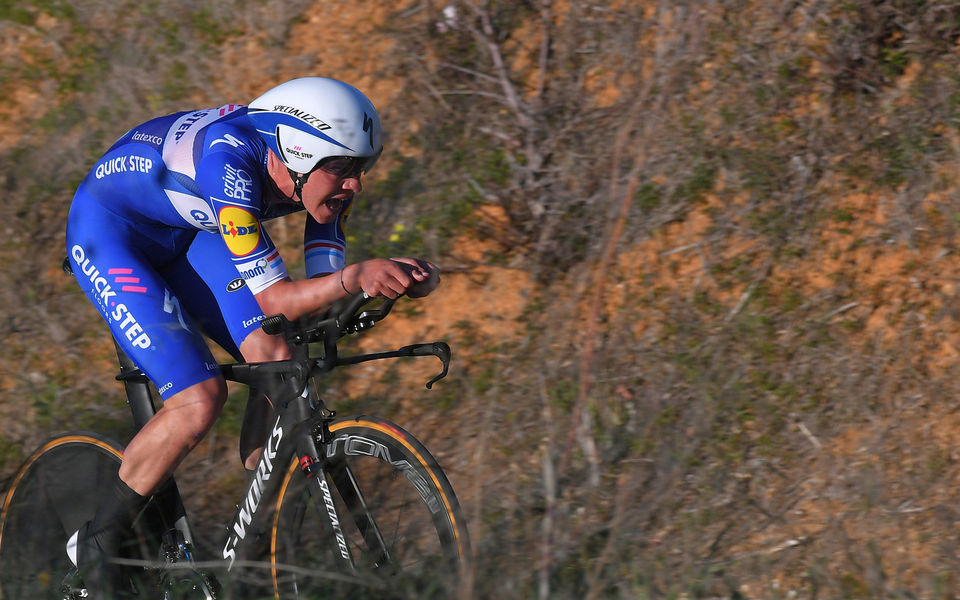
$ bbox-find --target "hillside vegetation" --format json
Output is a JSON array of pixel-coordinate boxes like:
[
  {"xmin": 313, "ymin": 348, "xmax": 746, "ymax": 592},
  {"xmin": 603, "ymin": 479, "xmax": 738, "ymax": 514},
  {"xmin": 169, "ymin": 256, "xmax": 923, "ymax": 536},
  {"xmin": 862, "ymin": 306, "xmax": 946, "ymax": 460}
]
[{"xmin": 5, "ymin": 1, "xmax": 960, "ymax": 597}]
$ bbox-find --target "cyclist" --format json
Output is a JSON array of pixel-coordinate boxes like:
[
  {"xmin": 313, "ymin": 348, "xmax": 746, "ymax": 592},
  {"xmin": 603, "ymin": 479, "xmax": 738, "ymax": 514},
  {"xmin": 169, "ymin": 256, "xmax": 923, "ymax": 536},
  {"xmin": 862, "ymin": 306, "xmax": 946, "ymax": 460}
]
[{"xmin": 64, "ymin": 76, "xmax": 439, "ymax": 597}]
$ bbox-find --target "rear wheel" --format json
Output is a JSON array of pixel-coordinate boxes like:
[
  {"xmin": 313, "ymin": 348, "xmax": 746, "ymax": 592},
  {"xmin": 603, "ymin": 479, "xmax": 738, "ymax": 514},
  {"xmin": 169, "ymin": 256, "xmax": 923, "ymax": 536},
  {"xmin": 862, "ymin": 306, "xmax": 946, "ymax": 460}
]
[
  {"xmin": 271, "ymin": 416, "xmax": 470, "ymax": 599},
  {"xmin": 0, "ymin": 433, "xmax": 160, "ymax": 599}
]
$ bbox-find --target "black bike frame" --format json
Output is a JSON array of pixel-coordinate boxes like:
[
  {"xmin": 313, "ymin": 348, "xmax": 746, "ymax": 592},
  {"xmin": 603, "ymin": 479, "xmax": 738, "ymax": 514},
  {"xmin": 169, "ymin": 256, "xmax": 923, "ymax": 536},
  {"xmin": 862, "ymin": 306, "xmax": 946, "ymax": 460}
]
[
  {"xmin": 114, "ymin": 341, "xmax": 359, "ymax": 580},
  {"xmin": 110, "ymin": 293, "xmax": 451, "ymax": 578}
]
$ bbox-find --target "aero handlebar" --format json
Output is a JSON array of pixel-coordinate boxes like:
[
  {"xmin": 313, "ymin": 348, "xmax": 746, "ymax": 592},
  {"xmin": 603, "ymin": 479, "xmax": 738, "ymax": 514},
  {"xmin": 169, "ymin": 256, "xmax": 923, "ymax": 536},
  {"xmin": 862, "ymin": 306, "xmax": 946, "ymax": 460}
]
[{"xmin": 241, "ymin": 293, "xmax": 450, "ymax": 390}]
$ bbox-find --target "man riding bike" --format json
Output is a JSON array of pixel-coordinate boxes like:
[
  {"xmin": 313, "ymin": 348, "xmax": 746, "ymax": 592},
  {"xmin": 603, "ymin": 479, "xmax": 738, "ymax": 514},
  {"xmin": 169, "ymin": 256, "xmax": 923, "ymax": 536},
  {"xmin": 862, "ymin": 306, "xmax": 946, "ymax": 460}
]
[{"xmin": 64, "ymin": 76, "xmax": 439, "ymax": 598}]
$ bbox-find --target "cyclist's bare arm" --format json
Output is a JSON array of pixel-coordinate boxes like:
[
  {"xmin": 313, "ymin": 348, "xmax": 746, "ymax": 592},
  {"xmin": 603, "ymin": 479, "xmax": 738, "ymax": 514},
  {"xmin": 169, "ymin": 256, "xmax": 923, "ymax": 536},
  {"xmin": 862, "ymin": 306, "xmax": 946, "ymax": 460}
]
[{"xmin": 254, "ymin": 258, "xmax": 438, "ymax": 321}]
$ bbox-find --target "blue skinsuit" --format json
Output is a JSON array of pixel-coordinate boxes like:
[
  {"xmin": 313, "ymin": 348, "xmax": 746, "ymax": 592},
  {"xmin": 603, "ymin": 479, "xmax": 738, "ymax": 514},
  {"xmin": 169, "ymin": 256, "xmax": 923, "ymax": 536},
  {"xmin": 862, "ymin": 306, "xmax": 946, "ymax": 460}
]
[{"xmin": 66, "ymin": 104, "xmax": 349, "ymax": 398}]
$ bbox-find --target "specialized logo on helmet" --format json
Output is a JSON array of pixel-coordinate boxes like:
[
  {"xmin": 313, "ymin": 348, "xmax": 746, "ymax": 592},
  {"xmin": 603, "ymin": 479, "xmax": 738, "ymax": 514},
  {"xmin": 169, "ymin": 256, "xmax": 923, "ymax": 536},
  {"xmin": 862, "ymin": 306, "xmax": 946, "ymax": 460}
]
[
  {"xmin": 272, "ymin": 105, "xmax": 331, "ymax": 131},
  {"xmin": 219, "ymin": 206, "xmax": 260, "ymax": 256},
  {"xmin": 363, "ymin": 112, "xmax": 376, "ymax": 150}
]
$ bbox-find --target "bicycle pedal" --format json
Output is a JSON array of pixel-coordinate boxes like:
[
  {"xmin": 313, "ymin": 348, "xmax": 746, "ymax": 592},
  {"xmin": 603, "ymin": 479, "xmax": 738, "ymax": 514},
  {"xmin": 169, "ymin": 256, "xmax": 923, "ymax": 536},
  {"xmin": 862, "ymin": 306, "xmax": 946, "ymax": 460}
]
[
  {"xmin": 159, "ymin": 568, "xmax": 220, "ymax": 600},
  {"xmin": 57, "ymin": 567, "xmax": 88, "ymax": 599},
  {"xmin": 162, "ymin": 579, "xmax": 208, "ymax": 600}
]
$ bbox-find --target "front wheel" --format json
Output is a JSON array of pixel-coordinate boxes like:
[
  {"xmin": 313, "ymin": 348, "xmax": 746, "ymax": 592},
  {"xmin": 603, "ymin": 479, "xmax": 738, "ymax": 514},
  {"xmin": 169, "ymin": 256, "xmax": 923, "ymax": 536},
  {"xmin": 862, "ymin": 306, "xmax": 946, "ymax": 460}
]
[{"xmin": 271, "ymin": 416, "xmax": 470, "ymax": 599}]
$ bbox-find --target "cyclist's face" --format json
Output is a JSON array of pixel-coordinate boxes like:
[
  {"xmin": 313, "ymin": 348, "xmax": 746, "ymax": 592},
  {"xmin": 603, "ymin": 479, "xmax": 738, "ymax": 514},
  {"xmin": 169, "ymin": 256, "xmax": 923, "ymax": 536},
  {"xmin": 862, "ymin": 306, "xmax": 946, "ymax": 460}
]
[
  {"xmin": 297, "ymin": 168, "xmax": 361, "ymax": 224},
  {"xmin": 266, "ymin": 151, "xmax": 361, "ymax": 223}
]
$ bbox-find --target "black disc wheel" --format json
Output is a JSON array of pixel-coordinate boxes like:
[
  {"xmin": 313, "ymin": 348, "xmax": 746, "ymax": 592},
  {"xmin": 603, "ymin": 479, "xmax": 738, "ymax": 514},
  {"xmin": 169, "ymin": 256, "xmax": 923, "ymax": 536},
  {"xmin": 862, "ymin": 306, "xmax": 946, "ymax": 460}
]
[{"xmin": 0, "ymin": 432, "xmax": 161, "ymax": 599}]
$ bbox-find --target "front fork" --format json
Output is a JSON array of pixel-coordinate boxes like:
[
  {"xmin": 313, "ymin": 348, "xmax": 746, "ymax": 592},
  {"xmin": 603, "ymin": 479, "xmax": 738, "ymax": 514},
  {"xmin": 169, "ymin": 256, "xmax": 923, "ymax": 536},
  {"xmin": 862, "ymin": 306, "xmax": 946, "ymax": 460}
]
[
  {"xmin": 294, "ymin": 392, "xmax": 391, "ymax": 573},
  {"xmin": 296, "ymin": 444, "xmax": 356, "ymax": 571}
]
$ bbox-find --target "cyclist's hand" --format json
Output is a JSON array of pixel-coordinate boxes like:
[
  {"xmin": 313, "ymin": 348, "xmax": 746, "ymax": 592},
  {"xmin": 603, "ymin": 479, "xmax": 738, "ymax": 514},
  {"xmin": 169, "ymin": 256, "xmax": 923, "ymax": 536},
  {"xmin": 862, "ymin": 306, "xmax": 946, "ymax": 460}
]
[
  {"xmin": 350, "ymin": 258, "xmax": 415, "ymax": 299},
  {"xmin": 392, "ymin": 258, "xmax": 440, "ymax": 298}
]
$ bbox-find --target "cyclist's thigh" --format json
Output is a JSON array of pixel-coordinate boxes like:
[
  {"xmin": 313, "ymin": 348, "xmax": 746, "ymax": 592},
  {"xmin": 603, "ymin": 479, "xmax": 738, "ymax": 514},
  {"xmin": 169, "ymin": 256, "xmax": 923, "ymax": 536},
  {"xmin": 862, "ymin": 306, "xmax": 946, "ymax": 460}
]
[
  {"xmin": 66, "ymin": 191, "xmax": 219, "ymax": 401},
  {"xmin": 159, "ymin": 230, "xmax": 267, "ymax": 361}
]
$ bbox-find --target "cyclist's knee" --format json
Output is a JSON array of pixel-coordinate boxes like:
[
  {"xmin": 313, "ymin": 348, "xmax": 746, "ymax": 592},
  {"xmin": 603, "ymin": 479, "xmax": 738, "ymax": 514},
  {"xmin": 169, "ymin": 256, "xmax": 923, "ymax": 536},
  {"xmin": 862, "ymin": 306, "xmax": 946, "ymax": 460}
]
[
  {"xmin": 165, "ymin": 376, "xmax": 227, "ymax": 431},
  {"xmin": 196, "ymin": 376, "xmax": 228, "ymax": 425},
  {"xmin": 194, "ymin": 373, "xmax": 227, "ymax": 404},
  {"xmin": 240, "ymin": 326, "xmax": 291, "ymax": 362}
]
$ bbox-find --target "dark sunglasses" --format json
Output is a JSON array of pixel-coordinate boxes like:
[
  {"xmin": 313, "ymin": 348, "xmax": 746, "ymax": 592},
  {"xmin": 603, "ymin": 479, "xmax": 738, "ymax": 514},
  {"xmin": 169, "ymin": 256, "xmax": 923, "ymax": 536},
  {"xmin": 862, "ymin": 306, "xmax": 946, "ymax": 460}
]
[
  {"xmin": 316, "ymin": 150, "xmax": 381, "ymax": 178},
  {"xmin": 286, "ymin": 150, "xmax": 383, "ymax": 201}
]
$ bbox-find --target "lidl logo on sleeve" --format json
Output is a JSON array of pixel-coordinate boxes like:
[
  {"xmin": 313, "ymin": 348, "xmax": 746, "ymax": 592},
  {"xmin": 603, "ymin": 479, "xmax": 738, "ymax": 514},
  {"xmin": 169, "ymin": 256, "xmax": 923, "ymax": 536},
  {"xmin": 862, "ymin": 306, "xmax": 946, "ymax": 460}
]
[{"xmin": 219, "ymin": 206, "xmax": 261, "ymax": 256}]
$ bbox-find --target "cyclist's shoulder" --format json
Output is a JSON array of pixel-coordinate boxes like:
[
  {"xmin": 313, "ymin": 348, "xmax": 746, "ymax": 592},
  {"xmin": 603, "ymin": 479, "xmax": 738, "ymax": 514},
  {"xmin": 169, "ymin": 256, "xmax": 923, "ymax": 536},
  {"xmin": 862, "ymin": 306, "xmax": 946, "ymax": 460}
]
[
  {"xmin": 196, "ymin": 107, "xmax": 268, "ymax": 171},
  {"xmin": 155, "ymin": 105, "xmax": 266, "ymax": 195},
  {"xmin": 201, "ymin": 106, "xmax": 262, "ymax": 149},
  {"xmin": 107, "ymin": 106, "xmax": 258, "ymax": 157}
]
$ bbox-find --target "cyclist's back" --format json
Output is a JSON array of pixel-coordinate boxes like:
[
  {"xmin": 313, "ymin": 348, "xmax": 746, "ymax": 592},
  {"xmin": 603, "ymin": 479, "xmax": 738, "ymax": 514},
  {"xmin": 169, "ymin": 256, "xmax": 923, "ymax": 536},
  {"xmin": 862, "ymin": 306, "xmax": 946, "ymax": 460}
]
[
  {"xmin": 86, "ymin": 106, "xmax": 263, "ymax": 226},
  {"xmin": 72, "ymin": 104, "xmax": 307, "ymax": 287}
]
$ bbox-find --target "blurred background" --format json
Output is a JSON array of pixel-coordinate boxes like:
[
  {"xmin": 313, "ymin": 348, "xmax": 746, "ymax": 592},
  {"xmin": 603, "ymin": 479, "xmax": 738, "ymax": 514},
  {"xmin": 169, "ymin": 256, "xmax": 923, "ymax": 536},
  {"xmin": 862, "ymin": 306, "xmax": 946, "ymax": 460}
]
[{"xmin": 5, "ymin": 0, "xmax": 960, "ymax": 597}]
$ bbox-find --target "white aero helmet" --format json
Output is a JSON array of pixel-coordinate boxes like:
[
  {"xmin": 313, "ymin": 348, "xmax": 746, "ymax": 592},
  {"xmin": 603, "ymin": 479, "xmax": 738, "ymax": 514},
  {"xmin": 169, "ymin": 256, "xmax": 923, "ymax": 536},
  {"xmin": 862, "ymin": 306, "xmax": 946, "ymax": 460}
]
[{"xmin": 247, "ymin": 77, "xmax": 383, "ymax": 177}]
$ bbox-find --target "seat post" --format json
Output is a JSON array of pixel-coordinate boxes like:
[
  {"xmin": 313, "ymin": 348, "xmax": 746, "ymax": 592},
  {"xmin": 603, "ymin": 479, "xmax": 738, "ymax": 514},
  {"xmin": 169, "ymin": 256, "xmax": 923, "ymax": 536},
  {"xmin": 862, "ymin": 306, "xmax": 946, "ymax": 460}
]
[{"xmin": 113, "ymin": 341, "xmax": 158, "ymax": 431}]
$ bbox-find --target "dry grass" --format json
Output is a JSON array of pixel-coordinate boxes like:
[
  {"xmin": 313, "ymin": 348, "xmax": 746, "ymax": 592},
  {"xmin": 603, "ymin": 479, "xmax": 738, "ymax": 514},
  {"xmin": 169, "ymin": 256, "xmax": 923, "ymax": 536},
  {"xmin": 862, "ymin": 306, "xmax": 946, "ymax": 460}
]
[{"xmin": 5, "ymin": 1, "xmax": 960, "ymax": 597}]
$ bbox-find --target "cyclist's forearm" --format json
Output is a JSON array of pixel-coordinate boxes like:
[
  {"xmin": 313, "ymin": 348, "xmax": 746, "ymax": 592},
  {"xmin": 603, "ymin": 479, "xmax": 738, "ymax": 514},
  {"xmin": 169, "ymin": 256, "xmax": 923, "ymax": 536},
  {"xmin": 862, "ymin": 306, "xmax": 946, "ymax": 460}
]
[{"xmin": 254, "ymin": 273, "xmax": 347, "ymax": 320}]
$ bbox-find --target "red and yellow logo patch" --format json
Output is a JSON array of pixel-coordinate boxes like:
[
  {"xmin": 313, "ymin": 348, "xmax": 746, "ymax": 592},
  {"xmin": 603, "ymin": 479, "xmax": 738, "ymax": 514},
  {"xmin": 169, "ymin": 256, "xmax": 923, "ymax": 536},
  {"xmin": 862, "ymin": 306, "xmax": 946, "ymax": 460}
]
[{"xmin": 219, "ymin": 206, "xmax": 260, "ymax": 256}]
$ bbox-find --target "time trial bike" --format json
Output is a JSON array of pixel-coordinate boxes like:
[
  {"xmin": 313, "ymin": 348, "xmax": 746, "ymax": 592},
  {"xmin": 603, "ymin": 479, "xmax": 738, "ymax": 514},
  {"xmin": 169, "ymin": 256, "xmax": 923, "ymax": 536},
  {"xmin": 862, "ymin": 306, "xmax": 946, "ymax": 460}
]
[{"xmin": 0, "ymin": 265, "xmax": 470, "ymax": 599}]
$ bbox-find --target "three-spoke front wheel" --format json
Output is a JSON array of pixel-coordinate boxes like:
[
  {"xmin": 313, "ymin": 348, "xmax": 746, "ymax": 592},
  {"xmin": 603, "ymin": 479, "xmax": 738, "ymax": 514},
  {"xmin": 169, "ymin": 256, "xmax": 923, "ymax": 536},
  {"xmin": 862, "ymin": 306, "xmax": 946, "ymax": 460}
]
[{"xmin": 271, "ymin": 417, "xmax": 470, "ymax": 599}]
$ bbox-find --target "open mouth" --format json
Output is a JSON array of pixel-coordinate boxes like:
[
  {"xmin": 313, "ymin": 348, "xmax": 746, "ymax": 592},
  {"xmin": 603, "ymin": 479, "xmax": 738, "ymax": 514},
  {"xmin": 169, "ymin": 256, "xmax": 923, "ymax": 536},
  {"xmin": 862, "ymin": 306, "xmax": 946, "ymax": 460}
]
[{"xmin": 324, "ymin": 195, "xmax": 351, "ymax": 212}]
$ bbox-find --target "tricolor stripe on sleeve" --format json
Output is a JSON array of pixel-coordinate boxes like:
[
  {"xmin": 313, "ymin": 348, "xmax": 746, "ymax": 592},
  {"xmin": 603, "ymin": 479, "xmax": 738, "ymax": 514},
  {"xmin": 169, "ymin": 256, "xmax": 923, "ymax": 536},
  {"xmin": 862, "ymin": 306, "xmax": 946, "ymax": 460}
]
[{"xmin": 304, "ymin": 240, "xmax": 346, "ymax": 277}]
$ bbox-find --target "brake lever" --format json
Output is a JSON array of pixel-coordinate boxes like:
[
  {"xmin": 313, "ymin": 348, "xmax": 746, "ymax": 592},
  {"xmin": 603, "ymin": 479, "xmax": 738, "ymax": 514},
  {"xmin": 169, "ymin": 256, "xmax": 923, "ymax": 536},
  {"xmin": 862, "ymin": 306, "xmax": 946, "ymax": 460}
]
[{"xmin": 426, "ymin": 342, "xmax": 451, "ymax": 389}]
